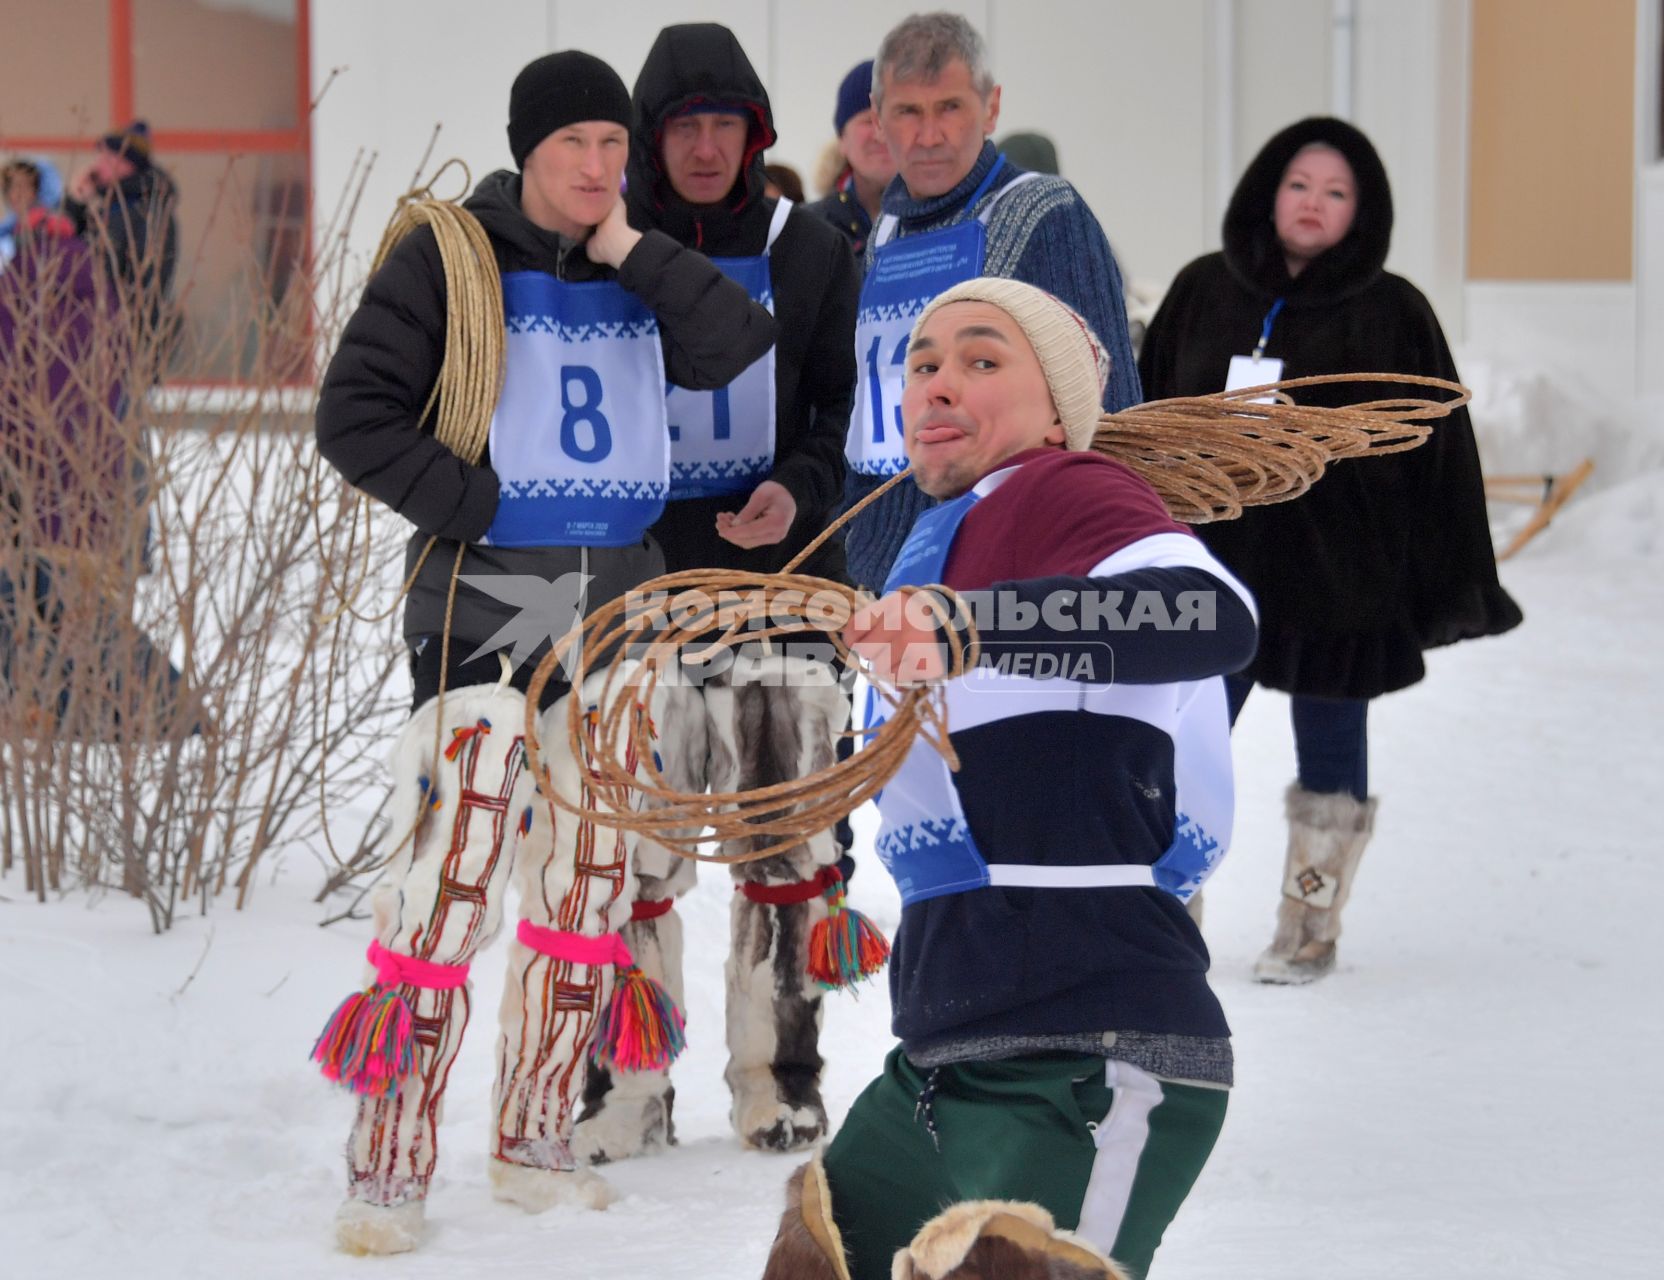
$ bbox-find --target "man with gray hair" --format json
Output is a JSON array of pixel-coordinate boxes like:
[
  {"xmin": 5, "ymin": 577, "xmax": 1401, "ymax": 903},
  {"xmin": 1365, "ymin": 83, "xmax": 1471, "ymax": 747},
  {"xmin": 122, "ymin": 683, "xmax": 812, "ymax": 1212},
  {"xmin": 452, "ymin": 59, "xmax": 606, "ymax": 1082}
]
[{"xmin": 841, "ymin": 11, "xmax": 1142, "ymax": 593}]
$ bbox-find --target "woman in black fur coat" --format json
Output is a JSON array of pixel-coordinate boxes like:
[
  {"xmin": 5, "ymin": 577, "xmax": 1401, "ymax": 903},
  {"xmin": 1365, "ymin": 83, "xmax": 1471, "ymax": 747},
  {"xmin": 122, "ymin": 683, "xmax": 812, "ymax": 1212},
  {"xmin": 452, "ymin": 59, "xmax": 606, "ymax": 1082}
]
[{"xmin": 1139, "ymin": 117, "xmax": 1521, "ymax": 984}]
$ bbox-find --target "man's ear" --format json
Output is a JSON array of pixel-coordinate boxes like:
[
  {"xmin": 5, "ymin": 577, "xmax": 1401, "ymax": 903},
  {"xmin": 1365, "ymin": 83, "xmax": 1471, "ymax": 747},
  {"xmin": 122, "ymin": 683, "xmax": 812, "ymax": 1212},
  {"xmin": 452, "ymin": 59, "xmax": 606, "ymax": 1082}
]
[{"xmin": 984, "ymin": 84, "xmax": 1002, "ymax": 136}]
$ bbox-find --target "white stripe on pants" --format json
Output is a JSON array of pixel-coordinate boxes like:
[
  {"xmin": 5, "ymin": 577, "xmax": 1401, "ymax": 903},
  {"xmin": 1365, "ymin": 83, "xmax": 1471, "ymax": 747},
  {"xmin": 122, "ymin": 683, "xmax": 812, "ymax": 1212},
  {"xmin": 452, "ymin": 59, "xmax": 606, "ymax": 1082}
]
[{"xmin": 1074, "ymin": 1059, "xmax": 1166, "ymax": 1254}]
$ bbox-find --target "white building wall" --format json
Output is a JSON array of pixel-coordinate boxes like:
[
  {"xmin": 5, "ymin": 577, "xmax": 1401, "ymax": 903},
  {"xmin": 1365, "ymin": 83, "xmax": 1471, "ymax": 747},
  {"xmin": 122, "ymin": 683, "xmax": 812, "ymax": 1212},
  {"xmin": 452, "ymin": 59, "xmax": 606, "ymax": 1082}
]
[
  {"xmin": 310, "ymin": 0, "xmax": 549, "ymax": 282},
  {"xmin": 989, "ymin": 0, "xmax": 1209, "ymax": 289}
]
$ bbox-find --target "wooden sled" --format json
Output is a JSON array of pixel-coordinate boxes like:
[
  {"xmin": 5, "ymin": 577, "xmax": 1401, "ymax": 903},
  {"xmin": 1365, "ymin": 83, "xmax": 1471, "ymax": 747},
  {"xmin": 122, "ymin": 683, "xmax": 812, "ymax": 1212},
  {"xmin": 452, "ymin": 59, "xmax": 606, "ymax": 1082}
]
[{"xmin": 1484, "ymin": 458, "xmax": 1595, "ymax": 560}]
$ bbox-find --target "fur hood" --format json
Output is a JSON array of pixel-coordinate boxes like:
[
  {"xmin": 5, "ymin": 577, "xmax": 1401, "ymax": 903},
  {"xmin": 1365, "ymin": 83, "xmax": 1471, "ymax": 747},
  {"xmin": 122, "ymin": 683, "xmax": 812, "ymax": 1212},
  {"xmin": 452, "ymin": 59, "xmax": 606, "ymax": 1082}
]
[{"xmin": 1222, "ymin": 115, "xmax": 1393, "ymax": 307}]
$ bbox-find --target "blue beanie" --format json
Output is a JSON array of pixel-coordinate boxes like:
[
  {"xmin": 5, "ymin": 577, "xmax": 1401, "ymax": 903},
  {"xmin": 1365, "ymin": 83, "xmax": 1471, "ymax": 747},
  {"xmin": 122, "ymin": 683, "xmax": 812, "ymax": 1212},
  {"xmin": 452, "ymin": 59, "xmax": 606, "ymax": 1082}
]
[{"xmin": 834, "ymin": 60, "xmax": 874, "ymax": 135}]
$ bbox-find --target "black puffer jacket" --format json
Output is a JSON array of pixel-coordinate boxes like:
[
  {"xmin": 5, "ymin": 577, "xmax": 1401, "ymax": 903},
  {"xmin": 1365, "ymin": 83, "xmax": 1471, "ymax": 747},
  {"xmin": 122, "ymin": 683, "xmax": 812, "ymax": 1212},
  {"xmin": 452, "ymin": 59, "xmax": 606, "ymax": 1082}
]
[
  {"xmin": 1139, "ymin": 117, "xmax": 1520, "ymax": 698},
  {"xmin": 315, "ymin": 169, "xmax": 776, "ymax": 693},
  {"xmin": 627, "ymin": 22, "xmax": 857, "ymax": 582}
]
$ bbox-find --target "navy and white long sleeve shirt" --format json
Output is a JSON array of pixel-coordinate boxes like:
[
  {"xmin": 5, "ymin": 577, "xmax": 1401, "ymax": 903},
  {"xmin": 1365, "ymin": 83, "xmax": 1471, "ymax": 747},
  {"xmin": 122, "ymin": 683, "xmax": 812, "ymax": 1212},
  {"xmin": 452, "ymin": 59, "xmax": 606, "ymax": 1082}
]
[{"xmin": 874, "ymin": 448, "xmax": 1258, "ymax": 1066}]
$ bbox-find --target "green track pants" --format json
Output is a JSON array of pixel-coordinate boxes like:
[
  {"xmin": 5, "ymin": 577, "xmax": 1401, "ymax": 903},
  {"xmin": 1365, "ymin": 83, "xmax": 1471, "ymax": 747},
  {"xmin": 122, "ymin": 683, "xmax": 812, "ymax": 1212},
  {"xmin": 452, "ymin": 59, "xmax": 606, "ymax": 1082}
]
[{"xmin": 821, "ymin": 1047, "xmax": 1226, "ymax": 1279}]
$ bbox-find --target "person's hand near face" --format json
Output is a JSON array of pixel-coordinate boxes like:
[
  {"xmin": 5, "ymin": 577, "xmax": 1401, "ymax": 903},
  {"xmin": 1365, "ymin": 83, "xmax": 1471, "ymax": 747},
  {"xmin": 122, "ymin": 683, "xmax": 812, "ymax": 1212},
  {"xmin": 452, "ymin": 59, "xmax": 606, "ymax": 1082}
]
[{"xmin": 519, "ymin": 120, "xmax": 639, "ymax": 263}]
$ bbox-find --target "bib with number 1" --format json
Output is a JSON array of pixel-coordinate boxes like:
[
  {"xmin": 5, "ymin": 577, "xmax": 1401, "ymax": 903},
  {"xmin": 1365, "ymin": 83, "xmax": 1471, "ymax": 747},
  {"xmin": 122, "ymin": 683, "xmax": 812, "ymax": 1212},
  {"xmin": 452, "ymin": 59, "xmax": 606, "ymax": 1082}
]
[
  {"xmin": 847, "ymin": 162, "xmax": 1042, "ymax": 477},
  {"xmin": 484, "ymin": 273, "xmax": 669, "ymax": 548},
  {"xmin": 665, "ymin": 198, "xmax": 791, "ymax": 499}
]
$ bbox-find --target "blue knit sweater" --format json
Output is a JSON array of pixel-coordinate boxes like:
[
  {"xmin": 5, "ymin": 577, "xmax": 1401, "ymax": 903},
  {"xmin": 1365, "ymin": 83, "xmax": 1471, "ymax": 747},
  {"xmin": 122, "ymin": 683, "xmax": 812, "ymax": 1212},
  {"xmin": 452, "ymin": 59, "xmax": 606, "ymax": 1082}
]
[{"xmin": 842, "ymin": 143, "xmax": 1144, "ymax": 591}]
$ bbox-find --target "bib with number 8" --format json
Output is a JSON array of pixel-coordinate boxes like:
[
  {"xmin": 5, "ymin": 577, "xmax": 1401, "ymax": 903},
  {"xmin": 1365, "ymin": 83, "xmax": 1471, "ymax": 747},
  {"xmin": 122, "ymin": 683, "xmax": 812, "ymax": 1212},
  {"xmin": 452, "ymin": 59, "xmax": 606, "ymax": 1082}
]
[{"xmin": 484, "ymin": 273, "xmax": 669, "ymax": 548}]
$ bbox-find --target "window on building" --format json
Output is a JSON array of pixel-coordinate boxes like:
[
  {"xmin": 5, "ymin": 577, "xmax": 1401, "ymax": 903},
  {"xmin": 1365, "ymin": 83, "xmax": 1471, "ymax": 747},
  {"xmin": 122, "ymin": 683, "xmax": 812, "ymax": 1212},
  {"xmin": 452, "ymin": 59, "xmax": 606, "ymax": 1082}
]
[{"xmin": 0, "ymin": 0, "xmax": 311, "ymax": 383}]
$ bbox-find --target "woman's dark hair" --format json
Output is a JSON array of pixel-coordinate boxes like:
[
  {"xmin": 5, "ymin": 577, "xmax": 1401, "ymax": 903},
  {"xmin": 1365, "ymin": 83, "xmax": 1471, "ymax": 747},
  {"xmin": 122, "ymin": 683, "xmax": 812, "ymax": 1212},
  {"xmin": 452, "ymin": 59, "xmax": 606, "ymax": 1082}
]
[
  {"xmin": 2, "ymin": 159, "xmax": 43, "ymax": 200},
  {"xmin": 763, "ymin": 162, "xmax": 805, "ymax": 204}
]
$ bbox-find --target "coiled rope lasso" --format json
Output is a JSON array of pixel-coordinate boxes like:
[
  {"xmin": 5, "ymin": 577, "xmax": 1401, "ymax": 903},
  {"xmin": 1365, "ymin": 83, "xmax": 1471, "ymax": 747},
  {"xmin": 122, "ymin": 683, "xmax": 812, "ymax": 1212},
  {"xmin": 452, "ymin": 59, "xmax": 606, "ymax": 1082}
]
[
  {"xmin": 522, "ymin": 372, "xmax": 1469, "ymax": 865},
  {"xmin": 314, "ymin": 160, "xmax": 506, "ymax": 874},
  {"xmin": 316, "ymin": 159, "xmax": 505, "ymax": 629},
  {"xmin": 521, "ymin": 469, "xmax": 974, "ymax": 866},
  {"xmin": 1095, "ymin": 372, "xmax": 1465, "ymax": 522}
]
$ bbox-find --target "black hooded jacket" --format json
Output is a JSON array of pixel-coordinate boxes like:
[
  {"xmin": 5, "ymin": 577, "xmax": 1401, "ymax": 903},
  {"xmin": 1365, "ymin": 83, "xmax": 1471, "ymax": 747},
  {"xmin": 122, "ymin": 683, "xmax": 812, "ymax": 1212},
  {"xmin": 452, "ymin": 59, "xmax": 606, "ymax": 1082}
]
[
  {"xmin": 627, "ymin": 23, "xmax": 858, "ymax": 582},
  {"xmin": 1139, "ymin": 118, "xmax": 1520, "ymax": 698},
  {"xmin": 315, "ymin": 168, "xmax": 776, "ymax": 696}
]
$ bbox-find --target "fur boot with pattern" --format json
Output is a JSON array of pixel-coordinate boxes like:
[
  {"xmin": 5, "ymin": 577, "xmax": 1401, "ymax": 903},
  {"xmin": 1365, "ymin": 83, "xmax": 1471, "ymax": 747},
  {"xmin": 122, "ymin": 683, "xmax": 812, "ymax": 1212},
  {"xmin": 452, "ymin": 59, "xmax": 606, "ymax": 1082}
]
[
  {"xmin": 713, "ymin": 656, "xmax": 846, "ymax": 1152},
  {"xmin": 574, "ymin": 657, "xmax": 848, "ymax": 1157},
  {"xmin": 1253, "ymin": 783, "xmax": 1377, "ymax": 984},
  {"xmin": 761, "ymin": 1158, "xmax": 852, "ymax": 1280},
  {"xmin": 334, "ymin": 685, "xmax": 533, "ymax": 1254},
  {"xmin": 487, "ymin": 673, "xmax": 654, "ymax": 1212},
  {"xmin": 572, "ymin": 680, "xmax": 704, "ymax": 1163},
  {"xmin": 892, "ymin": 1201, "xmax": 1129, "ymax": 1280}
]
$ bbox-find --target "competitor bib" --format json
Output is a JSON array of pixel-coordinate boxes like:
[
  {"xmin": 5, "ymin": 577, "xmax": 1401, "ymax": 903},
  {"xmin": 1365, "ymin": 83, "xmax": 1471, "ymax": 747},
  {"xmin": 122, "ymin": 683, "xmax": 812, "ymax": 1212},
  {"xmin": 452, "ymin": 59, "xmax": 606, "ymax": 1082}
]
[
  {"xmin": 484, "ymin": 273, "xmax": 669, "ymax": 549},
  {"xmin": 847, "ymin": 161, "xmax": 1043, "ymax": 477},
  {"xmin": 868, "ymin": 492, "xmax": 990, "ymax": 904},
  {"xmin": 666, "ymin": 198, "xmax": 791, "ymax": 499}
]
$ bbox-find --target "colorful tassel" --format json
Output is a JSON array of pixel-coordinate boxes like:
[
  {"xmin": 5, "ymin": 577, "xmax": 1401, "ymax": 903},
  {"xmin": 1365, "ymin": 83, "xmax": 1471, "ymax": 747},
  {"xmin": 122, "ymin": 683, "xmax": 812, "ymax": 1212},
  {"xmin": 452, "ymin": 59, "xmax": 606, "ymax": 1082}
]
[
  {"xmin": 310, "ymin": 985, "xmax": 415, "ymax": 1096},
  {"xmin": 444, "ymin": 718, "xmax": 491, "ymax": 762},
  {"xmin": 589, "ymin": 965, "xmax": 687, "ymax": 1073},
  {"xmin": 806, "ymin": 881, "xmax": 891, "ymax": 991}
]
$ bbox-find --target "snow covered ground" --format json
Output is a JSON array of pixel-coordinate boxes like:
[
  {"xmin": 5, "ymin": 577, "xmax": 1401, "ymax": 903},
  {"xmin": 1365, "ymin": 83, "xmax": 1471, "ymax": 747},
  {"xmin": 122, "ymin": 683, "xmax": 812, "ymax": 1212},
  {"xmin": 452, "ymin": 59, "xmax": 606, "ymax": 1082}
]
[{"xmin": 4, "ymin": 390, "xmax": 1661, "ymax": 1279}]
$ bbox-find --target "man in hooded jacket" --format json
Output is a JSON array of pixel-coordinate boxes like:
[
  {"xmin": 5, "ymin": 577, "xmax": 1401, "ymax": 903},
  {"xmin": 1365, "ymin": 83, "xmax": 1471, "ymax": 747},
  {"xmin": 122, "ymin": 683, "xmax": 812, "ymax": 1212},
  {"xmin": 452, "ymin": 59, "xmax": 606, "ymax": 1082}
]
[
  {"xmin": 312, "ymin": 49, "xmax": 775, "ymax": 1254},
  {"xmin": 569, "ymin": 21, "xmax": 862, "ymax": 1164}
]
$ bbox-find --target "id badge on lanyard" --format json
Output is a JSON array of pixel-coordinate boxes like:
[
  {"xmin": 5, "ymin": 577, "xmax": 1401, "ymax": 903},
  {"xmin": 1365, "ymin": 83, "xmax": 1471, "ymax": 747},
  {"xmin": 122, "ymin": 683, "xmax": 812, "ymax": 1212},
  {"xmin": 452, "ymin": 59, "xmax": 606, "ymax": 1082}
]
[
  {"xmin": 1224, "ymin": 298, "xmax": 1285, "ymax": 402},
  {"xmin": 666, "ymin": 199, "xmax": 791, "ymax": 499},
  {"xmin": 484, "ymin": 273, "xmax": 669, "ymax": 548}
]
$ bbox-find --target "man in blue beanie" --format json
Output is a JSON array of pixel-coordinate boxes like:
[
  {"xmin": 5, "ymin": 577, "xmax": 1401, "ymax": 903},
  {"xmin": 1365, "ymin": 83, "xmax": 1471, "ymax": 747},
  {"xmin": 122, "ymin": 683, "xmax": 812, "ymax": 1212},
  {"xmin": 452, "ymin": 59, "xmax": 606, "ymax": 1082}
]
[
  {"xmin": 808, "ymin": 59, "xmax": 896, "ymax": 258},
  {"xmin": 840, "ymin": 12, "xmax": 1142, "ymax": 593}
]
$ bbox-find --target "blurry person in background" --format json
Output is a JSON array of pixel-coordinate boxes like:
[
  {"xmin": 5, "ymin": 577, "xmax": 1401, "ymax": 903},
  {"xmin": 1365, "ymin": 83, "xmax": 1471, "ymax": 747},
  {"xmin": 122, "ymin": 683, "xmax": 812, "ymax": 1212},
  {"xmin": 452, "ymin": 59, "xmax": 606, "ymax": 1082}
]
[
  {"xmin": 65, "ymin": 120, "xmax": 179, "ymax": 343},
  {"xmin": 0, "ymin": 178, "xmax": 190, "ymax": 741},
  {"xmin": 995, "ymin": 129, "xmax": 1059, "ymax": 175},
  {"xmin": 807, "ymin": 59, "xmax": 895, "ymax": 259},
  {"xmin": 1139, "ymin": 117, "xmax": 1521, "ymax": 985},
  {"xmin": 1, "ymin": 156, "xmax": 66, "ymax": 270},
  {"xmin": 764, "ymin": 161, "xmax": 806, "ymax": 203}
]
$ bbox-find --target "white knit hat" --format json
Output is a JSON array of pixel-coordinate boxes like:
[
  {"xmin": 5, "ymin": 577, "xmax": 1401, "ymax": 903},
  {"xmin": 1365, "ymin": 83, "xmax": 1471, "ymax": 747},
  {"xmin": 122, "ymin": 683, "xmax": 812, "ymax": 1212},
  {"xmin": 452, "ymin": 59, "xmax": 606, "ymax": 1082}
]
[{"xmin": 909, "ymin": 278, "xmax": 1110, "ymax": 451}]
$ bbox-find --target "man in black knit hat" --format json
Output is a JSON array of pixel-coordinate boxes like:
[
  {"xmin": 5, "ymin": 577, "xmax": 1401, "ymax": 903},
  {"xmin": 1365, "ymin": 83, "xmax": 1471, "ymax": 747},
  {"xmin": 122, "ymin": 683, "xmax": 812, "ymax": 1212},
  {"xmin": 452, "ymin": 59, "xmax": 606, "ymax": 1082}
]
[
  {"xmin": 313, "ymin": 49, "xmax": 774, "ymax": 1255},
  {"xmin": 565, "ymin": 21, "xmax": 863, "ymax": 1168}
]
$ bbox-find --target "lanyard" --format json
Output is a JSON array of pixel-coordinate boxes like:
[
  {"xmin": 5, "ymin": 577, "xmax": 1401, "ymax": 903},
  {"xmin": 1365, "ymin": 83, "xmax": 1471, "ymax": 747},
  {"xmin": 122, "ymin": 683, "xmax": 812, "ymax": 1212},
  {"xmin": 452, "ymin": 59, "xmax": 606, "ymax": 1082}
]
[
  {"xmin": 964, "ymin": 153, "xmax": 1007, "ymax": 209},
  {"xmin": 1253, "ymin": 298, "xmax": 1285, "ymax": 360}
]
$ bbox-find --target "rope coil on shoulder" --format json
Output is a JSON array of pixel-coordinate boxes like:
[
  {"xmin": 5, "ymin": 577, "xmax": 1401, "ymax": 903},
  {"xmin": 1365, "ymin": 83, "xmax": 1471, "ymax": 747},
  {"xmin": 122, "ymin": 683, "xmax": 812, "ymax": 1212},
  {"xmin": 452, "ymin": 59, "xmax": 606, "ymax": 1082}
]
[
  {"xmin": 314, "ymin": 160, "xmax": 509, "ymax": 875},
  {"xmin": 318, "ymin": 159, "xmax": 507, "ymax": 628}
]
